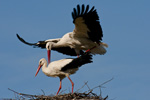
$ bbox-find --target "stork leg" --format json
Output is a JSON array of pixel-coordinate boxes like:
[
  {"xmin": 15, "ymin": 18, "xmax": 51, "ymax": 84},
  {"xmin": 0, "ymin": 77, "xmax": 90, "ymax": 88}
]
[
  {"xmin": 56, "ymin": 79, "xmax": 62, "ymax": 95},
  {"xmin": 67, "ymin": 76, "xmax": 74, "ymax": 94},
  {"xmin": 85, "ymin": 46, "xmax": 96, "ymax": 52}
]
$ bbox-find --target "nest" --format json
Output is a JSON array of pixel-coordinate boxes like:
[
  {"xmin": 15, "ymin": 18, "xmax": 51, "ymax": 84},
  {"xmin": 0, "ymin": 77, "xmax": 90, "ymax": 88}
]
[
  {"xmin": 34, "ymin": 92, "xmax": 108, "ymax": 100},
  {"xmin": 8, "ymin": 89, "xmax": 108, "ymax": 100},
  {"xmin": 8, "ymin": 78, "xmax": 113, "ymax": 100}
]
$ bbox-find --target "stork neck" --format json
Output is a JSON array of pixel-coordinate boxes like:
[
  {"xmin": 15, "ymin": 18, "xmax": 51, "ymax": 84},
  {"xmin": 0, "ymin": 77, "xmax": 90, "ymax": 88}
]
[
  {"xmin": 42, "ymin": 62, "xmax": 48, "ymax": 73},
  {"xmin": 48, "ymin": 42, "xmax": 59, "ymax": 48},
  {"xmin": 52, "ymin": 42, "xmax": 62, "ymax": 48}
]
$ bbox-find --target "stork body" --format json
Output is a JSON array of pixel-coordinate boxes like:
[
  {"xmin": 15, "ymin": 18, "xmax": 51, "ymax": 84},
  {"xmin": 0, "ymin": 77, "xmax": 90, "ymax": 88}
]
[
  {"xmin": 35, "ymin": 53, "xmax": 92, "ymax": 95},
  {"xmin": 17, "ymin": 4, "xmax": 108, "ymax": 63},
  {"xmin": 46, "ymin": 32, "xmax": 107, "ymax": 55}
]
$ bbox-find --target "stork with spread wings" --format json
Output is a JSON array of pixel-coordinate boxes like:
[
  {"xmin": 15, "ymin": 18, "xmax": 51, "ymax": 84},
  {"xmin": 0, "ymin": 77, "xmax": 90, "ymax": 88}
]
[{"xmin": 17, "ymin": 4, "xmax": 108, "ymax": 64}]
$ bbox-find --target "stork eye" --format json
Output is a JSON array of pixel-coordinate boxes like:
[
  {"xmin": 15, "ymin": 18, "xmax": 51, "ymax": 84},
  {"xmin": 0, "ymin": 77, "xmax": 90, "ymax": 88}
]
[{"xmin": 40, "ymin": 61, "xmax": 42, "ymax": 64}]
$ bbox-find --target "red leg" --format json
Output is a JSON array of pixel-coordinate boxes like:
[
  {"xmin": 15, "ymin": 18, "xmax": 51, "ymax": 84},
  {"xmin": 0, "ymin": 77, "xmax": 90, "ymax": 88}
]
[
  {"xmin": 85, "ymin": 46, "xmax": 96, "ymax": 52},
  {"xmin": 67, "ymin": 76, "xmax": 74, "ymax": 94},
  {"xmin": 56, "ymin": 79, "xmax": 62, "ymax": 95}
]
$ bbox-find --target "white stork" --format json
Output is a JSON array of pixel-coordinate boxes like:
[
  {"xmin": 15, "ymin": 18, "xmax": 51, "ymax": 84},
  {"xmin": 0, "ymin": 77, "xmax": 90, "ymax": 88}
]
[
  {"xmin": 35, "ymin": 53, "xmax": 92, "ymax": 95},
  {"xmin": 16, "ymin": 4, "xmax": 108, "ymax": 64}
]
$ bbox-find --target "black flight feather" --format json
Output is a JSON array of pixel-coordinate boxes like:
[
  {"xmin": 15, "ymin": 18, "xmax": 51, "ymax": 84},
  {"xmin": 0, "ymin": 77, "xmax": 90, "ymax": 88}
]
[
  {"xmin": 16, "ymin": 34, "xmax": 46, "ymax": 48},
  {"xmin": 16, "ymin": 34, "xmax": 37, "ymax": 46},
  {"xmin": 61, "ymin": 53, "xmax": 93, "ymax": 71},
  {"xmin": 72, "ymin": 4, "xmax": 103, "ymax": 43},
  {"xmin": 77, "ymin": 5, "xmax": 80, "ymax": 15},
  {"xmin": 80, "ymin": 4, "xmax": 85, "ymax": 15}
]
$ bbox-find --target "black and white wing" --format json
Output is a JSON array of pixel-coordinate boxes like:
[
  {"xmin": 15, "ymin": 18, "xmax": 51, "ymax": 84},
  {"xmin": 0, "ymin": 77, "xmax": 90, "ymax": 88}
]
[
  {"xmin": 61, "ymin": 53, "xmax": 93, "ymax": 71},
  {"xmin": 16, "ymin": 34, "xmax": 84, "ymax": 56},
  {"xmin": 72, "ymin": 4, "xmax": 103, "ymax": 43},
  {"xmin": 16, "ymin": 34, "xmax": 60, "ymax": 48}
]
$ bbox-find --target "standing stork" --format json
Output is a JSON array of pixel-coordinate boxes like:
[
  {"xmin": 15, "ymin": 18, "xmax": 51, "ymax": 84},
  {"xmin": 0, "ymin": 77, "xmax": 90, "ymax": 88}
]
[
  {"xmin": 35, "ymin": 53, "xmax": 93, "ymax": 95},
  {"xmin": 16, "ymin": 4, "xmax": 108, "ymax": 64}
]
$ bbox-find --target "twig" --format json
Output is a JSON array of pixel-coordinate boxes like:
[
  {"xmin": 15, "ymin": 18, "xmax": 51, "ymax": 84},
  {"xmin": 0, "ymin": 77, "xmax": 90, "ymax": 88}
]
[
  {"xmin": 104, "ymin": 95, "xmax": 108, "ymax": 100},
  {"xmin": 75, "ymin": 81, "xmax": 88, "ymax": 93},
  {"xmin": 8, "ymin": 88, "xmax": 39, "ymax": 99},
  {"xmin": 8, "ymin": 88, "xmax": 19, "ymax": 94},
  {"xmin": 59, "ymin": 89, "xmax": 67, "ymax": 94},
  {"xmin": 41, "ymin": 89, "xmax": 45, "ymax": 95},
  {"xmin": 99, "ymin": 87, "xmax": 102, "ymax": 97},
  {"xmin": 91, "ymin": 77, "xmax": 114, "ymax": 91},
  {"xmin": 85, "ymin": 81, "xmax": 91, "ymax": 90}
]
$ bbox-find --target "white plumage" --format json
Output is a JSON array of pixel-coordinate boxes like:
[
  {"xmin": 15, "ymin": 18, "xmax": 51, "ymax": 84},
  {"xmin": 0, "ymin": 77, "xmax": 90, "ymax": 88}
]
[{"xmin": 35, "ymin": 53, "xmax": 92, "ymax": 95}]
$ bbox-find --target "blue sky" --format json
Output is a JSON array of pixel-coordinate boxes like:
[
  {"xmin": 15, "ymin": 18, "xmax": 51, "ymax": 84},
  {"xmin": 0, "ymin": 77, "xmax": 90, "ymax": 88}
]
[{"xmin": 0, "ymin": 0, "xmax": 150, "ymax": 99}]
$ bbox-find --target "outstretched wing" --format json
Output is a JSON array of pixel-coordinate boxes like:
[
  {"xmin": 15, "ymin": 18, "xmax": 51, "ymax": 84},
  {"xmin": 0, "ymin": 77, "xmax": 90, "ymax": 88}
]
[
  {"xmin": 16, "ymin": 34, "xmax": 84, "ymax": 56},
  {"xmin": 16, "ymin": 34, "xmax": 60, "ymax": 48},
  {"xmin": 72, "ymin": 4, "xmax": 103, "ymax": 43}
]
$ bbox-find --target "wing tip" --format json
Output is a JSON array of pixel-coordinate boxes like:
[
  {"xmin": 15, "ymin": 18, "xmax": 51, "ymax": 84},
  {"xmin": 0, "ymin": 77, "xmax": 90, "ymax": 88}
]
[
  {"xmin": 16, "ymin": 33, "xmax": 21, "ymax": 39},
  {"xmin": 72, "ymin": 4, "xmax": 96, "ymax": 23},
  {"xmin": 80, "ymin": 52, "xmax": 93, "ymax": 63},
  {"xmin": 16, "ymin": 33, "xmax": 38, "ymax": 46}
]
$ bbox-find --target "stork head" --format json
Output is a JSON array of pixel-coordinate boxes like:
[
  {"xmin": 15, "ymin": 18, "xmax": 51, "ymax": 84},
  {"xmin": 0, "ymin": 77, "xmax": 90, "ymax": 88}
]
[
  {"xmin": 46, "ymin": 42, "xmax": 53, "ymax": 64},
  {"xmin": 35, "ymin": 58, "xmax": 46, "ymax": 77}
]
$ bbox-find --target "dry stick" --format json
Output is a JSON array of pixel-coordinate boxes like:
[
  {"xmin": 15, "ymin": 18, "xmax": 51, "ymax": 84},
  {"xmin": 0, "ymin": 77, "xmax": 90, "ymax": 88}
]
[
  {"xmin": 8, "ymin": 88, "xmax": 19, "ymax": 94},
  {"xmin": 93, "ymin": 78, "xmax": 113, "ymax": 99},
  {"xmin": 99, "ymin": 86, "xmax": 102, "ymax": 97},
  {"xmin": 41, "ymin": 89, "xmax": 45, "ymax": 95},
  {"xmin": 81, "ymin": 77, "xmax": 113, "ymax": 98},
  {"xmin": 103, "ymin": 95, "xmax": 109, "ymax": 100},
  {"xmin": 8, "ymin": 88, "xmax": 39, "ymax": 99},
  {"xmin": 76, "ymin": 81, "xmax": 97, "ymax": 97},
  {"xmin": 75, "ymin": 78, "xmax": 113, "ymax": 98},
  {"xmin": 90, "ymin": 77, "xmax": 114, "ymax": 91},
  {"xmin": 59, "ymin": 89, "xmax": 67, "ymax": 94},
  {"xmin": 85, "ymin": 81, "xmax": 91, "ymax": 90},
  {"xmin": 75, "ymin": 81, "xmax": 88, "ymax": 93},
  {"xmin": 84, "ymin": 82, "xmax": 97, "ymax": 96}
]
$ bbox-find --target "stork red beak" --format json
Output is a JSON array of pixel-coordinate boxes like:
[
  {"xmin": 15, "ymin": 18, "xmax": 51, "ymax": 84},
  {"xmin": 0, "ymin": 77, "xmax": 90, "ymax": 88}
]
[
  {"xmin": 47, "ymin": 50, "xmax": 51, "ymax": 64},
  {"xmin": 35, "ymin": 65, "xmax": 42, "ymax": 77}
]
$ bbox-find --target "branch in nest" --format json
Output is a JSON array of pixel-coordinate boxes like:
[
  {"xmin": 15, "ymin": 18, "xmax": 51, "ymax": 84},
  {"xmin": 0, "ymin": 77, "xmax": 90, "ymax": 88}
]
[
  {"xmin": 75, "ymin": 81, "xmax": 88, "ymax": 93},
  {"xmin": 8, "ymin": 88, "xmax": 48, "ymax": 99},
  {"xmin": 90, "ymin": 77, "xmax": 114, "ymax": 92}
]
